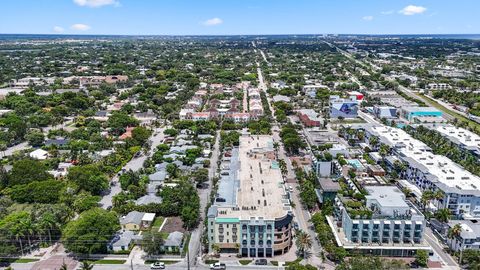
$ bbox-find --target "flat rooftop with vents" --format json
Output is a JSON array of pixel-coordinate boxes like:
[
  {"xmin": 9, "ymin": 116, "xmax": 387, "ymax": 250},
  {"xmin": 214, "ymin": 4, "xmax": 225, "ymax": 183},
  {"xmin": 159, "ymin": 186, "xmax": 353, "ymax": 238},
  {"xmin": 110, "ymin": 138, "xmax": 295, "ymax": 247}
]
[
  {"xmin": 366, "ymin": 125, "xmax": 480, "ymax": 194},
  {"xmin": 216, "ymin": 134, "xmax": 291, "ymax": 219}
]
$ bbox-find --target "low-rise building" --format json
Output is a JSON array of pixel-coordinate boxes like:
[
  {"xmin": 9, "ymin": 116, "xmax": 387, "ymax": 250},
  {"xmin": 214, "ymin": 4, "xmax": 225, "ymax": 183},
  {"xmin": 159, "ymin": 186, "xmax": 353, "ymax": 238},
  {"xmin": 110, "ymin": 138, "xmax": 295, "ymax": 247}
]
[
  {"xmin": 373, "ymin": 105, "xmax": 397, "ymax": 119},
  {"xmin": 120, "ymin": 211, "xmax": 156, "ymax": 231},
  {"xmin": 330, "ymin": 96, "xmax": 358, "ymax": 119},
  {"xmin": 297, "ymin": 109, "xmax": 322, "ymax": 127},
  {"xmin": 446, "ymin": 220, "xmax": 480, "ymax": 251},
  {"xmin": 400, "ymin": 106, "xmax": 443, "ymax": 121}
]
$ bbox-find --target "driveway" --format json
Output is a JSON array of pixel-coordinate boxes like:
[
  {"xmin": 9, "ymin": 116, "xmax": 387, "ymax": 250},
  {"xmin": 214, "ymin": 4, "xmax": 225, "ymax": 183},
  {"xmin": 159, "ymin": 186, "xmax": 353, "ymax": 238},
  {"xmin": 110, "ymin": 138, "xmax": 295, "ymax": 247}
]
[{"xmin": 100, "ymin": 126, "xmax": 166, "ymax": 209}]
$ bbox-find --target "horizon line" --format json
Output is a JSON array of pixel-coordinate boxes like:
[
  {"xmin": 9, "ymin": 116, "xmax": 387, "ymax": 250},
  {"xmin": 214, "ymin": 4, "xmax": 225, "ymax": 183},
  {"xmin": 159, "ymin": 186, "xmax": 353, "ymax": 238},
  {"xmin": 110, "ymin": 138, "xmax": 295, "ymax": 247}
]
[{"xmin": 0, "ymin": 33, "xmax": 480, "ymax": 37}]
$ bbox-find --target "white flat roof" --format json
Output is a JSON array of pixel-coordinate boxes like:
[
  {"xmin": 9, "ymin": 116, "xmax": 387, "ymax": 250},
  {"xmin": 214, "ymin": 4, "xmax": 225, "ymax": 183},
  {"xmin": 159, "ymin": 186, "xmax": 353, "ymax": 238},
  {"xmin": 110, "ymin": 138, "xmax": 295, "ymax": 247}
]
[
  {"xmin": 434, "ymin": 125, "xmax": 480, "ymax": 151},
  {"xmin": 369, "ymin": 126, "xmax": 480, "ymax": 193},
  {"xmin": 142, "ymin": 213, "xmax": 156, "ymax": 222}
]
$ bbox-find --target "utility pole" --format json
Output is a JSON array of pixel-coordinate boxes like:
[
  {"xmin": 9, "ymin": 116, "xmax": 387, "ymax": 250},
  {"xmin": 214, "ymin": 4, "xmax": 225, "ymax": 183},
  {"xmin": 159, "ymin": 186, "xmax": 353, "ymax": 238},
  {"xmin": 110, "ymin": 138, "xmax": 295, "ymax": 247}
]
[{"xmin": 187, "ymin": 226, "xmax": 190, "ymax": 270}]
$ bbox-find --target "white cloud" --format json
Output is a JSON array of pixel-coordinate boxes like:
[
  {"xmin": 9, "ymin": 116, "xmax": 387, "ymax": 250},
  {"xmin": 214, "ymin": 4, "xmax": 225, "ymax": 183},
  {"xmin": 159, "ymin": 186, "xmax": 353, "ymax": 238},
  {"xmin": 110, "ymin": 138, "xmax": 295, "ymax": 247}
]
[
  {"xmin": 362, "ymin": 16, "xmax": 374, "ymax": 21},
  {"xmin": 381, "ymin": 10, "xmax": 394, "ymax": 15},
  {"xmin": 73, "ymin": 0, "xmax": 119, "ymax": 8},
  {"xmin": 202, "ymin": 18, "xmax": 223, "ymax": 26},
  {"xmin": 71, "ymin": 24, "xmax": 91, "ymax": 31},
  {"xmin": 53, "ymin": 26, "xmax": 64, "ymax": 33},
  {"xmin": 399, "ymin": 5, "xmax": 427, "ymax": 16}
]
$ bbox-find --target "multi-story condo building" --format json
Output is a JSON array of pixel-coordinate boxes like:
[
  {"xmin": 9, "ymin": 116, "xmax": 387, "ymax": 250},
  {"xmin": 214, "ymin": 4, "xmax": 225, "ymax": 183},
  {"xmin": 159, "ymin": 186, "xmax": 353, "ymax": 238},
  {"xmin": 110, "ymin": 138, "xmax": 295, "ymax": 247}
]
[
  {"xmin": 427, "ymin": 124, "xmax": 480, "ymax": 157},
  {"xmin": 330, "ymin": 185, "xmax": 429, "ymax": 257},
  {"xmin": 362, "ymin": 125, "xmax": 480, "ymax": 218},
  {"xmin": 207, "ymin": 135, "xmax": 293, "ymax": 257}
]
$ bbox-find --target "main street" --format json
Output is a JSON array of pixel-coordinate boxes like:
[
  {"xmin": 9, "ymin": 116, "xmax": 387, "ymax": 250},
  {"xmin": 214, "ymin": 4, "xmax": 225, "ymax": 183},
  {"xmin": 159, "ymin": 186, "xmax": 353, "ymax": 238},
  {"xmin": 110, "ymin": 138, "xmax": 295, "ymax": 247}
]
[
  {"xmin": 255, "ymin": 46, "xmax": 330, "ymax": 269},
  {"xmin": 100, "ymin": 126, "xmax": 167, "ymax": 209}
]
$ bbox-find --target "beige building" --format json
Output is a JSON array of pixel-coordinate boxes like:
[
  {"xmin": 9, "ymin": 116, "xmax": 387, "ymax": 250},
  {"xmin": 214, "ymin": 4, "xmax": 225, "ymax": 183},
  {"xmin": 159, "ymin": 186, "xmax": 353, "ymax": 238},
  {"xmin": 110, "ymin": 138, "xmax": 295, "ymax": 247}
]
[{"xmin": 207, "ymin": 134, "xmax": 293, "ymax": 257}]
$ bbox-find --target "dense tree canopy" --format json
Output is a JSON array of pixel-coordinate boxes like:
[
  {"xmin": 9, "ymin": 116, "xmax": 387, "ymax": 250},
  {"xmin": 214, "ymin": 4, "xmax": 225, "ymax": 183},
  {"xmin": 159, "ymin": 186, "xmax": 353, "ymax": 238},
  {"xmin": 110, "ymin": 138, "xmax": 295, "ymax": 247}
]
[{"xmin": 62, "ymin": 208, "xmax": 119, "ymax": 254}]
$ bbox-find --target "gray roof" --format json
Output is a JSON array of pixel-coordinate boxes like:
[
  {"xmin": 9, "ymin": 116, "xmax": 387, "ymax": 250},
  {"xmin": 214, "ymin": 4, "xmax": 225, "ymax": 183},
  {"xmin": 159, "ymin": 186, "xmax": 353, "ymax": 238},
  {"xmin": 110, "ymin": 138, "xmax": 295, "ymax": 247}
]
[
  {"xmin": 109, "ymin": 230, "xmax": 142, "ymax": 248},
  {"xmin": 149, "ymin": 171, "xmax": 167, "ymax": 182},
  {"xmin": 45, "ymin": 138, "xmax": 70, "ymax": 146},
  {"xmin": 448, "ymin": 220, "xmax": 480, "ymax": 240},
  {"xmin": 164, "ymin": 231, "xmax": 184, "ymax": 247},
  {"xmin": 135, "ymin": 194, "xmax": 163, "ymax": 205},
  {"xmin": 120, "ymin": 211, "xmax": 145, "ymax": 225},
  {"xmin": 207, "ymin": 205, "xmax": 218, "ymax": 218}
]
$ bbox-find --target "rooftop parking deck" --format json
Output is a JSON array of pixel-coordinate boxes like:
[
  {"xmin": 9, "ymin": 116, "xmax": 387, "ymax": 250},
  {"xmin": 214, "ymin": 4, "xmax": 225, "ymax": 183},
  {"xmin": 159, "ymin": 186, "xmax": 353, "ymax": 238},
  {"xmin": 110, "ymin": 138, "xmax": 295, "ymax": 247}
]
[{"xmin": 217, "ymin": 134, "xmax": 291, "ymax": 220}]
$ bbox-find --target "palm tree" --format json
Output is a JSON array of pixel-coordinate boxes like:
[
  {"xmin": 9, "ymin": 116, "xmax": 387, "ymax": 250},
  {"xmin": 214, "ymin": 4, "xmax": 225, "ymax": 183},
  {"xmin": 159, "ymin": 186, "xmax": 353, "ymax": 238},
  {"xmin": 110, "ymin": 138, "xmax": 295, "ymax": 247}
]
[
  {"xmin": 421, "ymin": 190, "xmax": 434, "ymax": 210},
  {"xmin": 448, "ymin": 224, "xmax": 464, "ymax": 263},
  {"xmin": 435, "ymin": 208, "xmax": 451, "ymax": 223},
  {"xmin": 369, "ymin": 136, "xmax": 379, "ymax": 149},
  {"xmin": 434, "ymin": 190, "xmax": 445, "ymax": 209},
  {"xmin": 295, "ymin": 231, "xmax": 312, "ymax": 259},
  {"xmin": 38, "ymin": 213, "xmax": 57, "ymax": 244},
  {"xmin": 20, "ymin": 218, "xmax": 35, "ymax": 252},
  {"xmin": 401, "ymin": 187, "xmax": 412, "ymax": 198},
  {"xmin": 80, "ymin": 261, "xmax": 94, "ymax": 270}
]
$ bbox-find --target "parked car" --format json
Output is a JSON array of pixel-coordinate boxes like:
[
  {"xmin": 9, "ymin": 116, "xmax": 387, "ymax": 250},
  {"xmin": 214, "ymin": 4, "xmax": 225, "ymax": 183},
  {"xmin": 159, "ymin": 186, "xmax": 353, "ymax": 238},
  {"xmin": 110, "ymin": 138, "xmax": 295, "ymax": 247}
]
[
  {"xmin": 150, "ymin": 262, "xmax": 165, "ymax": 269},
  {"xmin": 288, "ymin": 186, "xmax": 294, "ymax": 193},
  {"xmin": 210, "ymin": 262, "xmax": 226, "ymax": 270},
  {"xmin": 255, "ymin": 259, "xmax": 268, "ymax": 265},
  {"xmin": 293, "ymin": 222, "xmax": 299, "ymax": 230}
]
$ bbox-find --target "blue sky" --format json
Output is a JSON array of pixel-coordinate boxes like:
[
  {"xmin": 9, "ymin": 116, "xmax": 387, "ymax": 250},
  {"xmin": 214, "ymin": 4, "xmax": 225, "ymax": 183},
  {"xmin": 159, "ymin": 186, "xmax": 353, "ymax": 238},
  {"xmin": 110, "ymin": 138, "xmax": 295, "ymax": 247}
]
[{"xmin": 0, "ymin": 0, "xmax": 478, "ymax": 35}]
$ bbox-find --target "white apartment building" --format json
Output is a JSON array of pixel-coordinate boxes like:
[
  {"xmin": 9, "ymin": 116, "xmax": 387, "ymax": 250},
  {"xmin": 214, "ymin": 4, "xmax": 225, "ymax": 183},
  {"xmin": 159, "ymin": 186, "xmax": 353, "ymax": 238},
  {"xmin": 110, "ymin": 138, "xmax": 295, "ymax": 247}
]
[
  {"xmin": 330, "ymin": 186, "xmax": 428, "ymax": 257},
  {"xmin": 363, "ymin": 125, "xmax": 480, "ymax": 218}
]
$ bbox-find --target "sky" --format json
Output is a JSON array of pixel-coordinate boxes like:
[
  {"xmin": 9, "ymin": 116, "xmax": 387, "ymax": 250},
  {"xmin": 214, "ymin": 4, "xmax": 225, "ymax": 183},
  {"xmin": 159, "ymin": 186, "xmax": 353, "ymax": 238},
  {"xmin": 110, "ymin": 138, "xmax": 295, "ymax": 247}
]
[{"xmin": 0, "ymin": 0, "xmax": 478, "ymax": 35}]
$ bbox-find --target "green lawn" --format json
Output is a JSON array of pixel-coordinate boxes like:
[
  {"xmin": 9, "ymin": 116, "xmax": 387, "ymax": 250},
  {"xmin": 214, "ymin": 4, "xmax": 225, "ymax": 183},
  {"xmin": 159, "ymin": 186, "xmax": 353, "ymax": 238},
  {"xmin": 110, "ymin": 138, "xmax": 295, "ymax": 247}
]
[
  {"xmin": 239, "ymin": 259, "xmax": 252, "ymax": 265},
  {"xmin": 85, "ymin": 259, "xmax": 126, "ymax": 264},
  {"xmin": 152, "ymin": 216, "xmax": 165, "ymax": 228},
  {"xmin": 205, "ymin": 259, "xmax": 219, "ymax": 264},
  {"xmin": 284, "ymin": 258, "xmax": 302, "ymax": 266},
  {"xmin": 422, "ymin": 94, "xmax": 480, "ymax": 131},
  {"xmin": 0, "ymin": 258, "xmax": 40, "ymax": 263}
]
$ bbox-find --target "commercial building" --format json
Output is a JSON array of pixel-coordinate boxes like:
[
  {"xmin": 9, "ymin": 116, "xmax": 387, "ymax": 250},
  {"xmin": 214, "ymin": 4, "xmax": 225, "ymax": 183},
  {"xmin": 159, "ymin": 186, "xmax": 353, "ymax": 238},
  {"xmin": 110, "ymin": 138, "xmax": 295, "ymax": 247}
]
[
  {"xmin": 363, "ymin": 125, "xmax": 480, "ymax": 218},
  {"xmin": 330, "ymin": 96, "xmax": 358, "ymax": 119},
  {"xmin": 297, "ymin": 109, "xmax": 322, "ymax": 127},
  {"xmin": 347, "ymin": 91, "xmax": 364, "ymax": 101},
  {"xmin": 330, "ymin": 185, "xmax": 429, "ymax": 257},
  {"xmin": 207, "ymin": 135, "xmax": 293, "ymax": 257},
  {"xmin": 400, "ymin": 106, "xmax": 443, "ymax": 121},
  {"xmin": 373, "ymin": 105, "xmax": 397, "ymax": 119}
]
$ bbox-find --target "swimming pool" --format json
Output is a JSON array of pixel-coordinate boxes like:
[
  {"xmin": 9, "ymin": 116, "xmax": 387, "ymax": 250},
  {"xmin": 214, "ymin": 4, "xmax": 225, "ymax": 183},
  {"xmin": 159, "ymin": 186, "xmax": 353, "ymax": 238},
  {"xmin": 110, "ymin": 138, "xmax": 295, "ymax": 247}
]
[{"xmin": 347, "ymin": 159, "xmax": 364, "ymax": 169}]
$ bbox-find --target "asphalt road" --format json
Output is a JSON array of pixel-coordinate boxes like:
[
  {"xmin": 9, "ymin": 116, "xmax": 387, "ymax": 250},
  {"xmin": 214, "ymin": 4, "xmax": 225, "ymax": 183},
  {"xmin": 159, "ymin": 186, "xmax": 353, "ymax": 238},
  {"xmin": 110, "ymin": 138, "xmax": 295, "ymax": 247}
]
[
  {"xmin": 100, "ymin": 126, "xmax": 166, "ymax": 209},
  {"xmin": 185, "ymin": 130, "xmax": 221, "ymax": 267}
]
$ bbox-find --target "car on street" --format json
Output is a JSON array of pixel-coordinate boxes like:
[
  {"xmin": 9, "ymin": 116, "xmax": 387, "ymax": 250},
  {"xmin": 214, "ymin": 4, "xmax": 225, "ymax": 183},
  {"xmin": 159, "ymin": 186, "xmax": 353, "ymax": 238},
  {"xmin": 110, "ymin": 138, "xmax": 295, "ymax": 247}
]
[
  {"xmin": 255, "ymin": 259, "xmax": 268, "ymax": 265},
  {"xmin": 150, "ymin": 262, "xmax": 165, "ymax": 269},
  {"xmin": 288, "ymin": 186, "xmax": 294, "ymax": 193},
  {"xmin": 210, "ymin": 262, "xmax": 226, "ymax": 270},
  {"xmin": 293, "ymin": 221, "xmax": 299, "ymax": 230}
]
